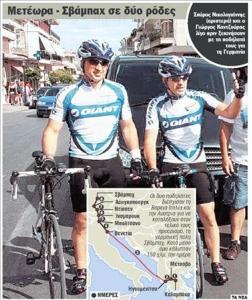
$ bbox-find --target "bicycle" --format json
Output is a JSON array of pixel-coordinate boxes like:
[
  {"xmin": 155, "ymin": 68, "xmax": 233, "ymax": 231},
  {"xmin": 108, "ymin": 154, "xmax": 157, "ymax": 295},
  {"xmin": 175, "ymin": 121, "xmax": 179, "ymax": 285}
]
[
  {"xmin": 10, "ymin": 151, "xmax": 91, "ymax": 299},
  {"xmin": 158, "ymin": 165, "xmax": 208, "ymax": 298},
  {"xmin": 131, "ymin": 165, "xmax": 207, "ymax": 298}
]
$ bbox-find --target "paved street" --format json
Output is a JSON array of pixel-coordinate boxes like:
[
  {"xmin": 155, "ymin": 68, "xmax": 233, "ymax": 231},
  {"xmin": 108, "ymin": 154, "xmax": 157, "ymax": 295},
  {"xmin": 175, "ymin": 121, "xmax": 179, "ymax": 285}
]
[
  {"xmin": 2, "ymin": 105, "xmax": 85, "ymax": 299},
  {"xmin": 2, "ymin": 105, "xmax": 248, "ymax": 299},
  {"xmin": 200, "ymin": 222, "xmax": 247, "ymax": 299}
]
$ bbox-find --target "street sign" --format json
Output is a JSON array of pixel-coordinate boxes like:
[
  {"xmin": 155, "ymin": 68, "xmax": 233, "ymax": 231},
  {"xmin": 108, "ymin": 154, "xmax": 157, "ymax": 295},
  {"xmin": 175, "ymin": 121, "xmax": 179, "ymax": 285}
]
[{"xmin": 33, "ymin": 50, "xmax": 41, "ymax": 61}]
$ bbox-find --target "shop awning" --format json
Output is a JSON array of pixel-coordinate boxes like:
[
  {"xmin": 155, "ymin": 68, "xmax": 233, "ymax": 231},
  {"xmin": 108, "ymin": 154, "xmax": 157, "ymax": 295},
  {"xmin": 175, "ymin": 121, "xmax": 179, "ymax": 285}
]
[
  {"xmin": 51, "ymin": 42, "xmax": 64, "ymax": 56},
  {"xmin": 39, "ymin": 36, "xmax": 55, "ymax": 54},
  {"xmin": 12, "ymin": 65, "xmax": 24, "ymax": 73}
]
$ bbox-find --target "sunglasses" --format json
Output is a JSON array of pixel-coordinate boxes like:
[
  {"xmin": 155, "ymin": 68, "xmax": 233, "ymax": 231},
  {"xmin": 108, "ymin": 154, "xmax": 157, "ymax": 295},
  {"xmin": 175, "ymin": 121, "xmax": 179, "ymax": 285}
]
[
  {"xmin": 87, "ymin": 58, "xmax": 109, "ymax": 66},
  {"xmin": 170, "ymin": 75, "xmax": 189, "ymax": 82}
]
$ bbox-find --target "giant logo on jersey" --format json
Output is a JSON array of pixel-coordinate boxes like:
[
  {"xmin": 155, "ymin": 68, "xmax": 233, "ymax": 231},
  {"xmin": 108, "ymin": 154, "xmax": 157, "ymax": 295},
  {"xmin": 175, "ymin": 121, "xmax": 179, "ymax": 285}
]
[
  {"xmin": 162, "ymin": 113, "xmax": 202, "ymax": 129},
  {"xmin": 69, "ymin": 102, "xmax": 121, "ymax": 119}
]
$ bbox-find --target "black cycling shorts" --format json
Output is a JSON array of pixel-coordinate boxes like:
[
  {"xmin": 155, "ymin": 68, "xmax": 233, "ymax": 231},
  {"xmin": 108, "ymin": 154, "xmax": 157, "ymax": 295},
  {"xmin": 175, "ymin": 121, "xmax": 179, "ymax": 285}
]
[
  {"xmin": 161, "ymin": 162, "xmax": 215, "ymax": 205},
  {"xmin": 69, "ymin": 156, "xmax": 126, "ymax": 212}
]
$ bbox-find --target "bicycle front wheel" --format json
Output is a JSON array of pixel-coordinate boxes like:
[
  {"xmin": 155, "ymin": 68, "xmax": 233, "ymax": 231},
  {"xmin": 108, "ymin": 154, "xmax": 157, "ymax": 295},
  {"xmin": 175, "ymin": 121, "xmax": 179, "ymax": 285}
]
[
  {"xmin": 196, "ymin": 229, "xmax": 204, "ymax": 298},
  {"xmin": 46, "ymin": 214, "xmax": 67, "ymax": 299}
]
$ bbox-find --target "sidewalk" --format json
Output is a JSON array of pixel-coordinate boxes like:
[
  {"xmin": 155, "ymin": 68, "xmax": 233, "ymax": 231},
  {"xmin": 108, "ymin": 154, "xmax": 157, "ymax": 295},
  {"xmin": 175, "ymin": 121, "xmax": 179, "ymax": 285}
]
[{"xmin": 2, "ymin": 103, "xmax": 29, "ymax": 113}]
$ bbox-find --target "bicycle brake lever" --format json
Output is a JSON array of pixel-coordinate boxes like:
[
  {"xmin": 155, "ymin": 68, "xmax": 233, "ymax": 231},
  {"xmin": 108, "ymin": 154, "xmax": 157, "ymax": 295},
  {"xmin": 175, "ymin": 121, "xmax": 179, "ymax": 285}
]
[
  {"xmin": 10, "ymin": 171, "xmax": 19, "ymax": 201},
  {"xmin": 11, "ymin": 179, "xmax": 18, "ymax": 201}
]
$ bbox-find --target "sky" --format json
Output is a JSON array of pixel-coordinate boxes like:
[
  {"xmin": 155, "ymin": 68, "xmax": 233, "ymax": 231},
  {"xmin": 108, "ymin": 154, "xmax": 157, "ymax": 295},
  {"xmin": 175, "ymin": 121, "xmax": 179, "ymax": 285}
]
[{"xmin": 51, "ymin": 19, "xmax": 137, "ymax": 54}]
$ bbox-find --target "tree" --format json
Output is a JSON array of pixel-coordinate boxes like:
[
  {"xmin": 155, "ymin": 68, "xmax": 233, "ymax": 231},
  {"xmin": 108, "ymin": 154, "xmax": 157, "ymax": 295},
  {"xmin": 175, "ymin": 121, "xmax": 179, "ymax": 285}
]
[
  {"xmin": 48, "ymin": 71, "xmax": 59, "ymax": 85},
  {"xmin": 24, "ymin": 66, "xmax": 42, "ymax": 82},
  {"xmin": 49, "ymin": 69, "xmax": 74, "ymax": 85}
]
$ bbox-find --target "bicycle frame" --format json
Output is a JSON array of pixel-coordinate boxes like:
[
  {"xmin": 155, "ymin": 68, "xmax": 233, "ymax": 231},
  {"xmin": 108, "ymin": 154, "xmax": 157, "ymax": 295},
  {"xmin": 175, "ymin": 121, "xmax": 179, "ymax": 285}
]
[
  {"xmin": 33, "ymin": 178, "xmax": 55, "ymax": 237},
  {"xmin": 31, "ymin": 176, "xmax": 58, "ymax": 273}
]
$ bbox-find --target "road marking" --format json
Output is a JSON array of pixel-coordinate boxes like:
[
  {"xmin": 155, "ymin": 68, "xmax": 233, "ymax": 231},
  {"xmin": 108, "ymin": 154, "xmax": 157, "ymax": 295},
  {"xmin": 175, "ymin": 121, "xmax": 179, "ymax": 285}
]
[{"xmin": 3, "ymin": 107, "xmax": 34, "ymax": 114}]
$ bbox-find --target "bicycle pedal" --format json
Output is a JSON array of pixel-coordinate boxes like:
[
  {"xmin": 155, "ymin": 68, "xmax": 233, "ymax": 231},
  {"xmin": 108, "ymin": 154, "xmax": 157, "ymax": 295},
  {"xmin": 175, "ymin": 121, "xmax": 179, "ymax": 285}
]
[{"xmin": 26, "ymin": 252, "xmax": 36, "ymax": 265}]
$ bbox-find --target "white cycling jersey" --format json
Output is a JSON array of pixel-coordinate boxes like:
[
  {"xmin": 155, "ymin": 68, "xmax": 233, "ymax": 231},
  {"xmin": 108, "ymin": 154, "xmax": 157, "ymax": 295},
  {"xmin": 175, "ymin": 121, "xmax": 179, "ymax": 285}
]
[
  {"xmin": 219, "ymin": 83, "xmax": 248, "ymax": 165},
  {"xmin": 50, "ymin": 78, "xmax": 132, "ymax": 160},
  {"xmin": 146, "ymin": 90, "xmax": 220, "ymax": 163}
]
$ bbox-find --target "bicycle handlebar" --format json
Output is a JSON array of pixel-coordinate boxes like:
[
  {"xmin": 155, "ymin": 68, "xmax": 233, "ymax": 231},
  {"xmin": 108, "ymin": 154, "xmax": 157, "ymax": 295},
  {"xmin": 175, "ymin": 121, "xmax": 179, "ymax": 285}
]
[
  {"xmin": 160, "ymin": 167, "xmax": 209, "ymax": 179},
  {"xmin": 127, "ymin": 166, "xmax": 210, "ymax": 187},
  {"xmin": 10, "ymin": 166, "xmax": 91, "ymax": 201}
]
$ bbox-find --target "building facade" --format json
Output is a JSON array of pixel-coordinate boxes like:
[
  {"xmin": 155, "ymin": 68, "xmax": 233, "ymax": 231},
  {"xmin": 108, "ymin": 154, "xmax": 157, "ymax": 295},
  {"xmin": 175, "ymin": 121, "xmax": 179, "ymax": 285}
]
[
  {"xmin": 2, "ymin": 19, "xmax": 79, "ymax": 92},
  {"xmin": 120, "ymin": 19, "xmax": 197, "ymax": 56}
]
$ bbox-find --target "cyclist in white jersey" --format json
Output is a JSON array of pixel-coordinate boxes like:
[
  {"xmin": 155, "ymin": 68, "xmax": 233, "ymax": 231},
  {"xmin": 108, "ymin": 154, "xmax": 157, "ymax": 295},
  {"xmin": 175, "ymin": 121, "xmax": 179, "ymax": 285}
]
[
  {"xmin": 144, "ymin": 56, "xmax": 244, "ymax": 285},
  {"xmin": 41, "ymin": 40, "xmax": 142, "ymax": 294}
]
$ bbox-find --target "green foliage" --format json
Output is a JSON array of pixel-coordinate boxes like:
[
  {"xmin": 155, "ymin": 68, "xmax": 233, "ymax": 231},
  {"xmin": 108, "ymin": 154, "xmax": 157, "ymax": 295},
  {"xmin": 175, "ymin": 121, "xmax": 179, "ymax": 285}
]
[
  {"xmin": 48, "ymin": 71, "xmax": 58, "ymax": 85},
  {"xmin": 49, "ymin": 69, "xmax": 74, "ymax": 84},
  {"xmin": 24, "ymin": 66, "xmax": 42, "ymax": 81}
]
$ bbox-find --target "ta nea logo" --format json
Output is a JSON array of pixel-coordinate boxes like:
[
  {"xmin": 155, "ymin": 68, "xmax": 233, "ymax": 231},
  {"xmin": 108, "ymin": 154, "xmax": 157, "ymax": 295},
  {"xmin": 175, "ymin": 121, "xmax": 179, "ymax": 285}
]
[{"xmin": 91, "ymin": 291, "xmax": 119, "ymax": 298}]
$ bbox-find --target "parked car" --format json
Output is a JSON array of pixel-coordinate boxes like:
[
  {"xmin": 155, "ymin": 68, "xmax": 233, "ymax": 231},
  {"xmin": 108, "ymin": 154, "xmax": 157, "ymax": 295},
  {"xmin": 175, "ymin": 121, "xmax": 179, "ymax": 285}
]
[
  {"xmin": 107, "ymin": 55, "xmax": 233, "ymax": 221},
  {"xmin": 36, "ymin": 85, "xmax": 66, "ymax": 117},
  {"xmin": 29, "ymin": 86, "xmax": 50, "ymax": 109}
]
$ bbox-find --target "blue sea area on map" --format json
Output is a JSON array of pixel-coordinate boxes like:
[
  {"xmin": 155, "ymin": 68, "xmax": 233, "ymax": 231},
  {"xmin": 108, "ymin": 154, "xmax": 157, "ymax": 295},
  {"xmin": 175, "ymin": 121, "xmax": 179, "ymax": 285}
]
[
  {"xmin": 108, "ymin": 234, "xmax": 158, "ymax": 277},
  {"xmin": 88, "ymin": 245, "xmax": 133, "ymax": 297},
  {"xmin": 133, "ymin": 276, "xmax": 171, "ymax": 300},
  {"xmin": 89, "ymin": 235, "xmax": 194, "ymax": 300},
  {"xmin": 89, "ymin": 241, "xmax": 173, "ymax": 300}
]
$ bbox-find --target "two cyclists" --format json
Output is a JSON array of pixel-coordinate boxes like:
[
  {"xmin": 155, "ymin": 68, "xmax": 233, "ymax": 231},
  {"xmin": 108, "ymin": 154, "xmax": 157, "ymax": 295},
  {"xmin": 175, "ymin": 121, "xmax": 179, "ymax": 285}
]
[{"xmin": 41, "ymin": 52, "xmax": 244, "ymax": 290}]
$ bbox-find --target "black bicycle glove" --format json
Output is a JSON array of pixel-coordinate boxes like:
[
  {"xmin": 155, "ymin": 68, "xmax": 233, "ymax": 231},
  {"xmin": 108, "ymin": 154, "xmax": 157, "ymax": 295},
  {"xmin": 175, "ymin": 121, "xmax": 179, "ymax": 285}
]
[
  {"xmin": 41, "ymin": 155, "xmax": 56, "ymax": 173},
  {"xmin": 234, "ymin": 80, "xmax": 245, "ymax": 99},
  {"xmin": 149, "ymin": 168, "xmax": 162, "ymax": 188},
  {"xmin": 130, "ymin": 158, "xmax": 143, "ymax": 177}
]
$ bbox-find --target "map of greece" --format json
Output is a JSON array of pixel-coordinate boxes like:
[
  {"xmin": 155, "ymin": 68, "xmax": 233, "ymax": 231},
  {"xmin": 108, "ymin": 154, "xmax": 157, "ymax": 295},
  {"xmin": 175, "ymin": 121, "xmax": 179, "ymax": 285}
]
[{"xmin": 87, "ymin": 188, "xmax": 196, "ymax": 300}]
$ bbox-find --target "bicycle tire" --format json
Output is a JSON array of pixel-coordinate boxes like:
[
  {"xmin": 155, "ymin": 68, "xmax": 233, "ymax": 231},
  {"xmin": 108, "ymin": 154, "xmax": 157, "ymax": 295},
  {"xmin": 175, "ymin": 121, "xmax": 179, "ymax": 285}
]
[
  {"xmin": 46, "ymin": 214, "xmax": 67, "ymax": 299},
  {"xmin": 196, "ymin": 229, "xmax": 204, "ymax": 298}
]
